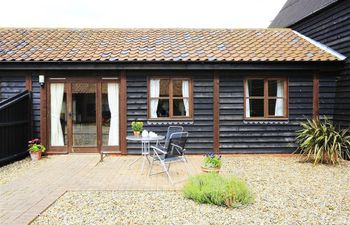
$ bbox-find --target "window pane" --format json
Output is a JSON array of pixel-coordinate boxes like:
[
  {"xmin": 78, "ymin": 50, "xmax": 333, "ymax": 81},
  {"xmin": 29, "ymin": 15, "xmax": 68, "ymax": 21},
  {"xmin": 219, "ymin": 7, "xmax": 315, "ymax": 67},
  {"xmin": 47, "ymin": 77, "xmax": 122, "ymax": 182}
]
[
  {"xmin": 159, "ymin": 79, "xmax": 170, "ymax": 97},
  {"xmin": 268, "ymin": 80, "xmax": 277, "ymax": 96},
  {"xmin": 249, "ymin": 99, "xmax": 264, "ymax": 117},
  {"xmin": 72, "ymin": 83, "xmax": 97, "ymax": 146},
  {"xmin": 102, "ymin": 84, "xmax": 110, "ymax": 146},
  {"xmin": 173, "ymin": 80, "xmax": 183, "ymax": 97},
  {"xmin": 248, "ymin": 80, "xmax": 264, "ymax": 96},
  {"xmin": 173, "ymin": 99, "xmax": 187, "ymax": 116},
  {"xmin": 269, "ymin": 99, "xmax": 284, "ymax": 116},
  {"xmin": 269, "ymin": 80, "xmax": 284, "ymax": 97},
  {"xmin": 61, "ymin": 94, "xmax": 67, "ymax": 145},
  {"xmin": 157, "ymin": 99, "xmax": 169, "ymax": 117}
]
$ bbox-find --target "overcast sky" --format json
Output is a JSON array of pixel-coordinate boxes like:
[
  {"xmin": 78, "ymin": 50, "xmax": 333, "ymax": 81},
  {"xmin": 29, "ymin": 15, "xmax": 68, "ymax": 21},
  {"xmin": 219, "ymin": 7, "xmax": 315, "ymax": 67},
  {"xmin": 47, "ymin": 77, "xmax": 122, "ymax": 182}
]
[{"xmin": 0, "ymin": 0, "xmax": 287, "ymax": 28}]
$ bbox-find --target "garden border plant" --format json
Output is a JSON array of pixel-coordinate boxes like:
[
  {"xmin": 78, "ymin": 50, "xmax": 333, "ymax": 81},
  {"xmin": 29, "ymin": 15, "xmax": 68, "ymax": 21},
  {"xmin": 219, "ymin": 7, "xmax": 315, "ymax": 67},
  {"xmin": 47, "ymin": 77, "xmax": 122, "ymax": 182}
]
[
  {"xmin": 296, "ymin": 117, "xmax": 350, "ymax": 165},
  {"xmin": 182, "ymin": 173, "xmax": 253, "ymax": 208}
]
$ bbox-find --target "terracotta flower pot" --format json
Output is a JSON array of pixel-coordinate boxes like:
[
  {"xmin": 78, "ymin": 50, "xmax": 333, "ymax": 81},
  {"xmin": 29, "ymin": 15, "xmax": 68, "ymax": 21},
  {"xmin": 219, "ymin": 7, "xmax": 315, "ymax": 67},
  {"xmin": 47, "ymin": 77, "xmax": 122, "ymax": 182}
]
[
  {"xmin": 201, "ymin": 166, "xmax": 221, "ymax": 173},
  {"xmin": 30, "ymin": 151, "xmax": 42, "ymax": 161},
  {"xmin": 133, "ymin": 131, "xmax": 141, "ymax": 137}
]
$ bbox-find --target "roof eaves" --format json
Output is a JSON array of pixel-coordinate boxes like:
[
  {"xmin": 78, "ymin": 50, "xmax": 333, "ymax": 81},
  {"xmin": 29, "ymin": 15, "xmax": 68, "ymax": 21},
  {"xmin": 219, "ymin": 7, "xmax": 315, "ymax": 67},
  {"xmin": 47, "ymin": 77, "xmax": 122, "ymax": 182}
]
[{"xmin": 293, "ymin": 30, "xmax": 346, "ymax": 60}]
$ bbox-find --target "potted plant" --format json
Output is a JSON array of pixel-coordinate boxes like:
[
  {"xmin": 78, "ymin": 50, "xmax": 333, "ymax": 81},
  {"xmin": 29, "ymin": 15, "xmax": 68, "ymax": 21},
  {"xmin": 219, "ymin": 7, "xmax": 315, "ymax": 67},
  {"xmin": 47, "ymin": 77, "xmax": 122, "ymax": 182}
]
[
  {"xmin": 201, "ymin": 152, "xmax": 222, "ymax": 173},
  {"xmin": 131, "ymin": 121, "xmax": 143, "ymax": 137},
  {"xmin": 28, "ymin": 138, "xmax": 46, "ymax": 160}
]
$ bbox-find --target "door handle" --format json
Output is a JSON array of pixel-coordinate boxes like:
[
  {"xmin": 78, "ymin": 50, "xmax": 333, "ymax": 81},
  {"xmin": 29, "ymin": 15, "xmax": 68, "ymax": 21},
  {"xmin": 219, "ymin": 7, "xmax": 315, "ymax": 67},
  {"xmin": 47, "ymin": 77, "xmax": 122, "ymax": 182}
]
[{"xmin": 68, "ymin": 112, "xmax": 73, "ymax": 117}]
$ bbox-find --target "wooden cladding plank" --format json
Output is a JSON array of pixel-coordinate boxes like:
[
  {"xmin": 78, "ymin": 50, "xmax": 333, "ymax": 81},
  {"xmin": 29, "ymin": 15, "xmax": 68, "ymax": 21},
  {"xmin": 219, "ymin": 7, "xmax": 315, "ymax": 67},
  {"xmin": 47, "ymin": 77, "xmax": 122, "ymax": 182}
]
[
  {"xmin": 213, "ymin": 72, "xmax": 220, "ymax": 153},
  {"xmin": 25, "ymin": 74, "xmax": 32, "ymax": 91},
  {"xmin": 119, "ymin": 71, "xmax": 127, "ymax": 154}
]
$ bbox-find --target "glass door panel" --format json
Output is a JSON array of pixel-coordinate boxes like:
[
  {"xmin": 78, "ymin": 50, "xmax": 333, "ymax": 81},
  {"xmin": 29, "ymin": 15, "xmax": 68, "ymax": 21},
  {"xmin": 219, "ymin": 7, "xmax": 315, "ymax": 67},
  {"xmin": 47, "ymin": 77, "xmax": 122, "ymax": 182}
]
[
  {"xmin": 50, "ymin": 83, "xmax": 67, "ymax": 146},
  {"xmin": 72, "ymin": 83, "xmax": 97, "ymax": 146},
  {"xmin": 102, "ymin": 82, "xmax": 119, "ymax": 146}
]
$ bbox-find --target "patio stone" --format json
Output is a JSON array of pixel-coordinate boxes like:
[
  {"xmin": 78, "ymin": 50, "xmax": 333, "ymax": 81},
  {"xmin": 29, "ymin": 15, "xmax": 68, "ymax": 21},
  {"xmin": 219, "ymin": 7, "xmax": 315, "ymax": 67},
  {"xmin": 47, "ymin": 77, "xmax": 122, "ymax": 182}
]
[{"xmin": 1, "ymin": 155, "xmax": 349, "ymax": 224}]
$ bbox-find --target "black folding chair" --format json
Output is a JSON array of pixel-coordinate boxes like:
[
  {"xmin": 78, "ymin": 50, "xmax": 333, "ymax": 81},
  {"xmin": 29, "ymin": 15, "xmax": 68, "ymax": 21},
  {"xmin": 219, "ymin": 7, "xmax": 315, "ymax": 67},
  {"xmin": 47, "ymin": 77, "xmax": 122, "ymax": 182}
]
[
  {"xmin": 157, "ymin": 126, "xmax": 184, "ymax": 149},
  {"xmin": 149, "ymin": 132, "xmax": 190, "ymax": 184}
]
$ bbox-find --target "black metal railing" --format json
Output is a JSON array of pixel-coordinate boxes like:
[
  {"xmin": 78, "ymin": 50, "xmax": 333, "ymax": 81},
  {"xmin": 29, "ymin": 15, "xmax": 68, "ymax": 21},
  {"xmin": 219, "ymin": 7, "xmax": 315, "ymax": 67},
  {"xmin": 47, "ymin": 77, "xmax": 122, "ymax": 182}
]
[{"xmin": 0, "ymin": 90, "xmax": 32, "ymax": 166}]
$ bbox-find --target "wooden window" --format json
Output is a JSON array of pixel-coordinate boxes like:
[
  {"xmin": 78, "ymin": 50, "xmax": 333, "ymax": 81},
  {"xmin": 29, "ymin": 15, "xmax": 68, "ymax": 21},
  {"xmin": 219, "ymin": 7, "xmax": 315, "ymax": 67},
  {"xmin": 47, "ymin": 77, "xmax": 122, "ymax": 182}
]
[
  {"xmin": 244, "ymin": 78, "xmax": 288, "ymax": 120},
  {"xmin": 148, "ymin": 77, "xmax": 193, "ymax": 119}
]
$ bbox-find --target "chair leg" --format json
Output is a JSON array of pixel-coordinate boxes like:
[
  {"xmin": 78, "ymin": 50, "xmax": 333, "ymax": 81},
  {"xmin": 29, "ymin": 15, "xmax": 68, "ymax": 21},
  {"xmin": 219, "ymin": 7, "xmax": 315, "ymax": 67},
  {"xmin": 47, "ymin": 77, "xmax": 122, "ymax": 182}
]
[
  {"xmin": 162, "ymin": 162, "xmax": 174, "ymax": 185},
  {"xmin": 141, "ymin": 155, "xmax": 146, "ymax": 174},
  {"xmin": 183, "ymin": 158, "xmax": 191, "ymax": 175},
  {"xmin": 148, "ymin": 158, "xmax": 154, "ymax": 176}
]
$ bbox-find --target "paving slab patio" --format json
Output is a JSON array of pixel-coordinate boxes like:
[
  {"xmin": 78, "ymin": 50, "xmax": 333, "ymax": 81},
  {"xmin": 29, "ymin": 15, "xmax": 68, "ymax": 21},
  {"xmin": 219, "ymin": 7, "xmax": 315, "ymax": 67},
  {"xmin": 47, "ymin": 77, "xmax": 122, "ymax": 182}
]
[{"xmin": 0, "ymin": 154, "xmax": 201, "ymax": 225}]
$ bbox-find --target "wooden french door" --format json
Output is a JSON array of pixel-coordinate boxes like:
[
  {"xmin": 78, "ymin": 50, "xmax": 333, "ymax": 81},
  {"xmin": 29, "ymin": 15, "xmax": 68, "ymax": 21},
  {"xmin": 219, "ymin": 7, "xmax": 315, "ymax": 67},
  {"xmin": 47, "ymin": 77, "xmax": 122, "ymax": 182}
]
[{"xmin": 48, "ymin": 77, "xmax": 120, "ymax": 153}]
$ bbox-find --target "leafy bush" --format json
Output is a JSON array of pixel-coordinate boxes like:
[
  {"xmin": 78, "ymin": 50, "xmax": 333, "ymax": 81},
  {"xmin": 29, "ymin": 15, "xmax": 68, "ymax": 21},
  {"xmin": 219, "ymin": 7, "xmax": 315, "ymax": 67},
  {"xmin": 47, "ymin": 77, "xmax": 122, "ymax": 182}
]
[
  {"xmin": 131, "ymin": 121, "xmax": 143, "ymax": 132},
  {"xmin": 182, "ymin": 173, "xmax": 253, "ymax": 208},
  {"xmin": 203, "ymin": 152, "xmax": 222, "ymax": 168},
  {"xmin": 296, "ymin": 117, "xmax": 350, "ymax": 164}
]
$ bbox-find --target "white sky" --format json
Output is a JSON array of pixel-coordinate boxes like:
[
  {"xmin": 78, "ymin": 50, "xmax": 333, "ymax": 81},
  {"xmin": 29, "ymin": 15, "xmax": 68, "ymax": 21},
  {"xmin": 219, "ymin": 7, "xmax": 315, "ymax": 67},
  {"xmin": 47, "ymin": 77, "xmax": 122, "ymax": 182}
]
[{"xmin": 0, "ymin": 0, "xmax": 287, "ymax": 28}]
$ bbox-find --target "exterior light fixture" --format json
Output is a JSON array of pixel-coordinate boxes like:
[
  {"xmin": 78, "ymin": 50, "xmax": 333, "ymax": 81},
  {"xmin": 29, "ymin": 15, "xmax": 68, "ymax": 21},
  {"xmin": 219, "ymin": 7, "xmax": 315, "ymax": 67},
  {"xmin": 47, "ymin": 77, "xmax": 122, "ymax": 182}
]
[{"xmin": 38, "ymin": 75, "xmax": 45, "ymax": 86}]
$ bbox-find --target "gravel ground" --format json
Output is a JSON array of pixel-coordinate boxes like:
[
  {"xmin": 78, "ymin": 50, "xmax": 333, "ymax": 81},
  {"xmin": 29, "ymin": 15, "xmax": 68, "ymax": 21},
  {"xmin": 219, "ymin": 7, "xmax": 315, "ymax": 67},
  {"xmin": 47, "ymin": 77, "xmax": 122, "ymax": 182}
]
[
  {"xmin": 32, "ymin": 157, "xmax": 350, "ymax": 225},
  {"xmin": 0, "ymin": 156, "xmax": 48, "ymax": 185}
]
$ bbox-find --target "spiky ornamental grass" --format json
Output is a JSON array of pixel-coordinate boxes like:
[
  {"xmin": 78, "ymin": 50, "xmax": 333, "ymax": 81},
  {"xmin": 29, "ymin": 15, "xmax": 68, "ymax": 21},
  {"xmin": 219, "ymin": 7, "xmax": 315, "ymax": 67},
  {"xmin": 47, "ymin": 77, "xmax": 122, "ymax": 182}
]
[
  {"xmin": 182, "ymin": 173, "xmax": 253, "ymax": 208},
  {"xmin": 296, "ymin": 117, "xmax": 350, "ymax": 165}
]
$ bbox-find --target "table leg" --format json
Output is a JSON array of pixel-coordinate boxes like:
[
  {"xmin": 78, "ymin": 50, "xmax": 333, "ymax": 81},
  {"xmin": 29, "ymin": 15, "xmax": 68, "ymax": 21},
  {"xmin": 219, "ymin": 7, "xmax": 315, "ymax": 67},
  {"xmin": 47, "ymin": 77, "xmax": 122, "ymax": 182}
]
[
  {"xmin": 141, "ymin": 141, "xmax": 152, "ymax": 173},
  {"xmin": 128, "ymin": 139, "xmax": 155, "ymax": 173},
  {"xmin": 128, "ymin": 140, "xmax": 145, "ymax": 167}
]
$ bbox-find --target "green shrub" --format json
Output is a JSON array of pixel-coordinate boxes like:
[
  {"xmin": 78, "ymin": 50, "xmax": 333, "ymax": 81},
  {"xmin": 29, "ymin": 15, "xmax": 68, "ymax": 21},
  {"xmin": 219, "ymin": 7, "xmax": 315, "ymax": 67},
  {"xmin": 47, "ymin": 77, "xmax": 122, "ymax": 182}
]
[
  {"xmin": 296, "ymin": 117, "xmax": 350, "ymax": 165},
  {"xmin": 182, "ymin": 173, "xmax": 253, "ymax": 208}
]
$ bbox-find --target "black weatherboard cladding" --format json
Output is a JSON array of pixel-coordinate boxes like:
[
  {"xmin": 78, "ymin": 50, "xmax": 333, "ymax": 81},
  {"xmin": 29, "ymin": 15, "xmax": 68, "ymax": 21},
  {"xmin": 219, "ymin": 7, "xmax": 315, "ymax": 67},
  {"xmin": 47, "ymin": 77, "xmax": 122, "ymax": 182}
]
[
  {"xmin": 31, "ymin": 75, "xmax": 41, "ymax": 137},
  {"xmin": 0, "ymin": 69, "xmax": 339, "ymax": 154},
  {"xmin": 219, "ymin": 72, "xmax": 314, "ymax": 153},
  {"xmin": 289, "ymin": 0, "xmax": 350, "ymax": 128},
  {"xmin": 0, "ymin": 75, "xmax": 26, "ymax": 101},
  {"xmin": 126, "ymin": 71, "xmax": 214, "ymax": 154},
  {"xmin": 126, "ymin": 70, "xmax": 336, "ymax": 154}
]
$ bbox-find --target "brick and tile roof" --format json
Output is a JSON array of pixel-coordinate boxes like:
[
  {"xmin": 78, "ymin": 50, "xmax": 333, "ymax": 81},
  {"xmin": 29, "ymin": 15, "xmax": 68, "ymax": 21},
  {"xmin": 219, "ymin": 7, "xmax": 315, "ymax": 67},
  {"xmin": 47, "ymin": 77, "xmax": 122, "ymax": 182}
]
[{"xmin": 0, "ymin": 28, "xmax": 342, "ymax": 62}]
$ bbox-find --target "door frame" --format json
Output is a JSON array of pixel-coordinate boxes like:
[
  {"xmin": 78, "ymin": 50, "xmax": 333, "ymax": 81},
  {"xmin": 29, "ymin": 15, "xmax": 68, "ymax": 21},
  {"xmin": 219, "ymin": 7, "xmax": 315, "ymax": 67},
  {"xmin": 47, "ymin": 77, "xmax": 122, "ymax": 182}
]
[{"xmin": 45, "ymin": 75, "xmax": 120, "ymax": 154}]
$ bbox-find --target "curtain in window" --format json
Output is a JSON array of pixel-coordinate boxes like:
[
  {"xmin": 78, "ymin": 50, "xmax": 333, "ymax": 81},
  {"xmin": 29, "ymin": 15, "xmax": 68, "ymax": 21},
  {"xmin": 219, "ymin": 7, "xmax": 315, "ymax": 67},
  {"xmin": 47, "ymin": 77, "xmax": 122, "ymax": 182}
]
[
  {"xmin": 182, "ymin": 80, "xmax": 190, "ymax": 116},
  {"xmin": 275, "ymin": 81, "xmax": 284, "ymax": 116},
  {"xmin": 245, "ymin": 81, "xmax": 250, "ymax": 117},
  {"xmin": 50, "ymin": 83, "xmax": 65, "ymax": 146},
  {"xmin": 150, "ymin": 79, "xmax": 160, "ymax": 118},
  {"xmin": 108, "ymin": 83, "xmax": 119, "ymax": 146}
]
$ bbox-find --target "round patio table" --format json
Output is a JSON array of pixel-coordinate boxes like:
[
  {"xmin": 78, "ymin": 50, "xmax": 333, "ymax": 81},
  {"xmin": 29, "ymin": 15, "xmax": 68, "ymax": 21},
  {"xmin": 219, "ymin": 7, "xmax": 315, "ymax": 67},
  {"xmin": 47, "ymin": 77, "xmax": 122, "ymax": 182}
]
[{"xmin": 127, "ymin": 135, "xmax": 165, "ymax": 173}]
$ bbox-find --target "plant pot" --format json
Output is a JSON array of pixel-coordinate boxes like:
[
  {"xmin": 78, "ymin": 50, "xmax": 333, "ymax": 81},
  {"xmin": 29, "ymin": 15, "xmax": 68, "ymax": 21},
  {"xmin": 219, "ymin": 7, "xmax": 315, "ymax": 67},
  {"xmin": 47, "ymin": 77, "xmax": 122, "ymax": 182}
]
[
  {"xmin": 30, "ymin": 151, "xmax": 42, "ymax": 161},
  {"xmin": 133, "ymin": 131, "xmax": 141, "ymax": 137},
  {"xmin": 201, "ymin": 166, "xmax": 221, "ymax": 173}
]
